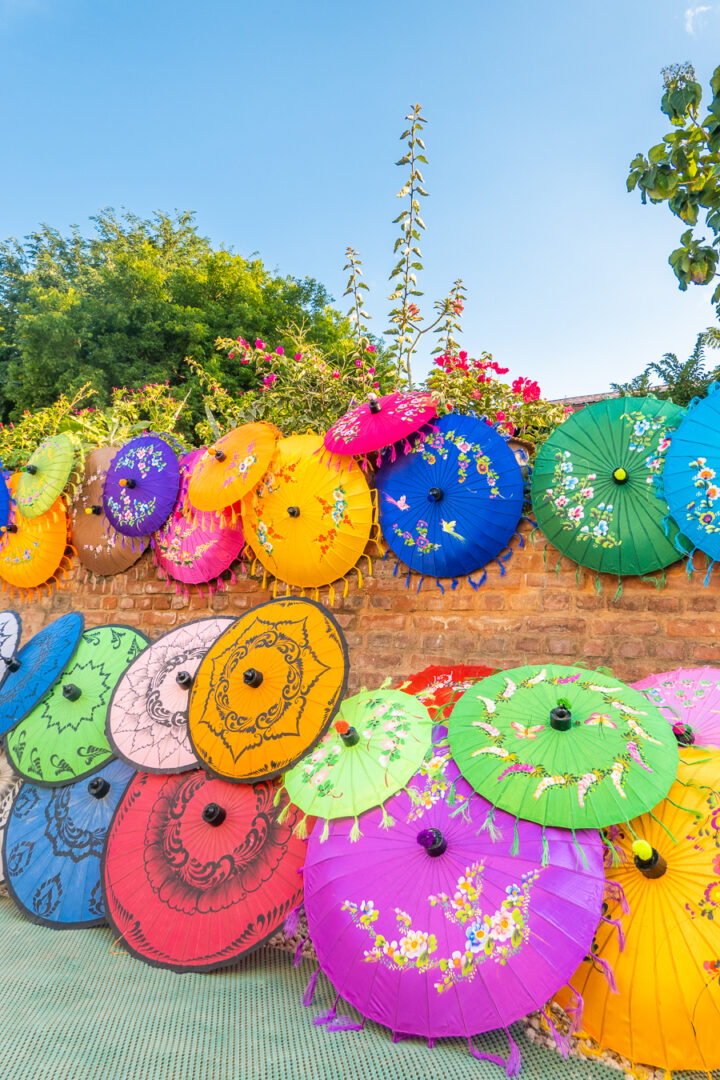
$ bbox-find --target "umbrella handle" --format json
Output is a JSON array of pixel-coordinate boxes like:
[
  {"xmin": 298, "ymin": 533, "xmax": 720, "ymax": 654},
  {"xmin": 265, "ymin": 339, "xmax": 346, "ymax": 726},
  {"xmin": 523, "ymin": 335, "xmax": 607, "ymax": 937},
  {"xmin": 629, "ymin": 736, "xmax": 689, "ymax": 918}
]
[
  {"xmin": 3, "ymin": 656, "xmax": 20, "ymax": 672},
  {"xmin": 118, "ymin": 478, "xmax": 137, "ymax": 489},
  {"xmin": 24, "ymin": 464, "xmax": 38, "ymax": 475}
]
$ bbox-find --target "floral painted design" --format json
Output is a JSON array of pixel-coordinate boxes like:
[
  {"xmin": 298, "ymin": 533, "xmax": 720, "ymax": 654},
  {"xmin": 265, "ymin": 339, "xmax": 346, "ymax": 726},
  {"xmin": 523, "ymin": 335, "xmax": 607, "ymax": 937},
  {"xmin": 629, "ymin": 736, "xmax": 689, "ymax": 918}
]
[
  {"xmin": 342, "ymin": 862, "xmax": 540, "ymax": 994},
  {"xmin": 416, "ymin": 430, "xmax": 501, "ymax": 494},
  {"xmin": 405, "ymin": 747, "xmax": 468, "ymax": 822},
  {"xmin": 542, "ymin": 452, "xmax": 619, "ymax": 549},
  {"xmin": 684, "ymin": 456, "xmax": 720, "ymax": 535},
  {"xmin": 115, "ymin": 444, "xmax": 168, "ymax": 479},
  {"xmin": 327, "ymin": 393, "xmax": 435, "ymax": 448},
  {"xmin": 392, "ymin": 519, "xmax": 441, "ymax": 555},
  {"xmin": 106, "ymin": 492, "xmax": 158, "ymax": 530},
  {"xmin": 316, "ymin": 486, "xmax": 350, "ymax": 557}
]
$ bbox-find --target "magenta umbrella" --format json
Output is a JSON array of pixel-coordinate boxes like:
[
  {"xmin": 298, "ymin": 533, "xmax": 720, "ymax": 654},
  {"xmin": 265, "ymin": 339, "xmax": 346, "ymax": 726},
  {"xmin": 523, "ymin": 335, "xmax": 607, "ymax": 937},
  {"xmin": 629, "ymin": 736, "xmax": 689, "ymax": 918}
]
[
  {"xmin": 632, "ymin": 667, "xmax": 720, "ymax": 749},
  {"xmin": 153, "ymin": 450, "xmax": 245, "ymax": 590},
  {"xmin": 303, "ymin": 749, "xmax": 604, "ymax": 1069},
  {"xmin": 323, "ymin": 392, "xmax": 437, "ymax": 461}
]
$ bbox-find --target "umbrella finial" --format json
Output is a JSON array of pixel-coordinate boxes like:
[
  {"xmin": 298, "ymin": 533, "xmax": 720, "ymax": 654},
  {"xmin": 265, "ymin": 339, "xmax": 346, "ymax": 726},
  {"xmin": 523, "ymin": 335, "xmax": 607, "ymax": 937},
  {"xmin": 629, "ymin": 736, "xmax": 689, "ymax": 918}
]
[
  {"xmin": 550, "ymin": 701, "xmax": 573, "ymax": 730},
  {"xmin": 632, "ymin": 838, "xmax": 667, "ymax": 878},
  {"xmin": 335, "ymin": 719, "xmax": 359, "ymax": 746},
  {"xmin": 611, "ymin": 467, "xmax": 629, "ymax": 485},
  {"xmin": 62, "ymin": 683, "xmax": 82, "ymax": 702},
  {"xmin": 202, "ymin": 803, "xmax": 226, "ymax": 827},
  {"xmin": 672, "ymin": 721, "xmax": 695, "ymax": 746},
  {"xmin": 1, "ymin": 523, "xmax": 18, "ymax": 534},
  {"xmin": 243, "ymin": 668, "xmax": 264, "ymax": 688},
  {"xmin": 287, "ymin": 506, "xmax": 301, "ymax": 518},
  {"xmin": 368, "ymin": 399, "xmax": 382, "ymax": 414},
  {"xmin": 176, "ymin": 670, "xmax": 194, "ymax": 690},
  {"xmin": 417, "ymin": 827, "xmax": 447, "ymax": 857},
  {"xmin": 4, "ymin": 656, "xmax": 20, "ymax": 672},
  {"xmin": 84, "ymin": 505, "xmax": 102, "ymax": 516},
  {"xmin": 207, "ymin": 446, "xmax": 226, "ymax": 462},
  {"xmin": 88, "ymin": 777, "xmax": 110, "ymax": 799},
  {"xmin": 428, "ymin": 487, "xmax": 443, "ymax": 503},
  {"xmin": 24, "ymin": 463, "xmax": 38, "ymax": 476},
  {"xmin": 118, "ymin": 478, "xmax": 137, "ymax": 489}
]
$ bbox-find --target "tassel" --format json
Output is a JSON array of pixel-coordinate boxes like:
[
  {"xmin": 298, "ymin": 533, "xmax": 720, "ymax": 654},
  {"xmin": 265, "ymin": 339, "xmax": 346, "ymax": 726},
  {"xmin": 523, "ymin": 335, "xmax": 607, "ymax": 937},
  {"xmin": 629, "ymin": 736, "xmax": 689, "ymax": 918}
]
[
  {"xmin": 302, "ymin": 969, "xmax": 320, "ymax": 1007},
  {"xmin": 276, "ymin": 803, "xmax": 290, "ymax": 825},
  {"xmin": 379, "ymin": 804, "xmax": 394, "ymax": 830},
  {"xmin": 273, "ymin": 785, "xmax": 284, "ymax": 807},
  {"xmin": 541, "ymin": 1009, "xmax": 569, "ymax": 1058},
  {"xmin": 467, "ymin": 570, "xmax": 487, "ymax": 590},
  {"xmin": 605, "ymin": 880, "xmax": 630, "ymax": 914},
  {"xmin": 468, "ymin": 1030, "xmax": 521, "ymax": 1077},
  {"xmin": 565, "ymin": 986, "xmax": 584, "ymax": 1034},
  {"xmin": 479, "ymin": 805, "xmax": 500, "ymax": 840},
  {"xmin": 320, "ymin": 819, "xmax": 330, "ymax": 843},
  {"xmin": 294, "ymin": 815, "xmax": 308, "ymax": 839},
  {"xmin": 510, "ymin": 818, "xmax": 520, "ymax": 856},
  {"xmin": 327, "ymin": 1017, "xmax": 364, "ymax": 1032},
  {"xmin": 592, "ymin": 954, "xmax": 618, "ymax": 993},
  {"xmin": 284, "ymin": 904, "xmax": 301, "ymax": 938},
  {"xmin": 294, "ymin": 936, "xmax": 309, "ymax": 967},
  {"xmin": 451, "ymin": 578, "xmax": 458, "ymax": 589},
  {"xmin": 601, "ymin": 914, "xmax": 626, "ymax": 952},
  {"xmin": 541, "ymin": 828, "xmax": 549, "ymax": 866},
  {"xmin": 349, "ymin": 817, "xmax": 361, "ymax": 842}
]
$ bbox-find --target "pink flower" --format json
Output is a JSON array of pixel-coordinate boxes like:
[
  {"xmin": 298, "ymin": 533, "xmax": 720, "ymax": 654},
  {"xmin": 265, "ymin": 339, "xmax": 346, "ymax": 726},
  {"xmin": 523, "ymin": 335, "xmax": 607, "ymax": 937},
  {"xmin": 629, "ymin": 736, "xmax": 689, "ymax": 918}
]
[
  {"xmin": 229, "ymin": 352, "xmax": 235, "ymax": 359},
  {"xmin": 255, "ymin": 338, "xmax": 265, "ymax": 350},
  {"xmin": 366, "ymin": 344, "xmax": 376, "ymax": 352},
  {"xmin": 355, "ymin": 358, "xmax": 362, "ymax": 367},
  {"xmin": 459, "ymin": 350, "xmax": 468, "ymax": 361},
  {"xmin": 295, "ymin": 352, "xmax": 302, "ymax": 361},
  {"xmin": 373, "ymin": 382, "xmax": 380, "ymax": 389},
  {"xmin": 262, "ymin": 373, "xmax": 278, "ymax": 388},
  {"xmin": 276, "ymin": 346, "xmax": 284, "ymax": 355},
  {"xmin": 368, "ymin": 367, "xmax": 375, "ymax": 375},
  {"xmin": 331, "ymin": 370, "xmax": 341, "ymax": 379},
  {"xmin": 496, "ymin": 410, "xmax": 506, "ymax": 422}
]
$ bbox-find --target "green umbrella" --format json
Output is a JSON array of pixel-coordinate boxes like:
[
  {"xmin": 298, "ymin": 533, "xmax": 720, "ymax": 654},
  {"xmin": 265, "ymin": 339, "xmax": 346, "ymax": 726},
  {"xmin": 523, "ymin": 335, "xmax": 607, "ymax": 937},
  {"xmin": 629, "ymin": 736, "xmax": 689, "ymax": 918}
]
[
  {"xmin": 15, "ymin": 434, "xmax": 82, "ymax": 519},
  {"xmin": 6, "ymin": 625, "xmax": 148, "ymax": 786},
  {"xmin": 448, "ymin": 664, "xmax": 678, "ymax": 835},
  {"xmin": 531, "ymin": 396, "xmax": 684, "ymax": 576},
  {"xmin": 282, "ymin": 688, "xmax": 433, "ymax": 840}
]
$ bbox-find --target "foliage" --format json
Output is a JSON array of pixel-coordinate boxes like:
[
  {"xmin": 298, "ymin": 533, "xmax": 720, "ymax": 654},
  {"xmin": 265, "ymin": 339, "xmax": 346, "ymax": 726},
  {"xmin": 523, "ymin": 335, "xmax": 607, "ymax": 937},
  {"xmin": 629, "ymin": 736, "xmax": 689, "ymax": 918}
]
[
  {"xmin": 424, "ymin": 351, "xmax": 570, "ymax": 446},
  {"xmin": 610, "ymin": 332, "xmax": 720, "ymax": 406},
  {"xmin": 0, "ymin": 209, "xmax": 356, "ymax": 427},
  {"xmin": 627, "ymin": 63, "xmax": 720, "ymax": 309}
]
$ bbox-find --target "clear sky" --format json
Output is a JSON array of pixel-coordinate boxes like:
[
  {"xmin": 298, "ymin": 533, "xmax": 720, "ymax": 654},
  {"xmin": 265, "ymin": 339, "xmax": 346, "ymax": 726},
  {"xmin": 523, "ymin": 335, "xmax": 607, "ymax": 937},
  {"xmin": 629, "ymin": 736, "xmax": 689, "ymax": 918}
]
[{"xmin": 2, "ymin": 0, "xmax": 720, "ymax": 397}]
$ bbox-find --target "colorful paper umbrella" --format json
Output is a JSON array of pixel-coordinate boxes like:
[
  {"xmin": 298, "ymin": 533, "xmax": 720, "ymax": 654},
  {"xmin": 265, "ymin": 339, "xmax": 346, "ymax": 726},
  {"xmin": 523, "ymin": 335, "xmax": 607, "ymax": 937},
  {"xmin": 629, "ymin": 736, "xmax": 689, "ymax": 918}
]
[
  {"xmin": 6, "ymin": 625, "xmax": 148, "ymax": 786},
  {"xmin": 154, "ymin": 450, "xmax": 245, "ymax": 589},
  {"xmin": 282, "ymin": 689, "xmax": 433, "ymax": 839},
  {"xmin": 399, "ymin": 664, "xmax": 497, "ymax": 725},
  {"xmin": 102, "ymin": 771, "xmax": 306, "ymax": 972},
  {"xmin": 531, "ymin": 396, "xmax": 684, "ymax": 576},
  {"xmin": 632, "ymin": 666, "xmax": 720, "ymax": 750},
  {"xmin": 187, "ymin": 422, "xmax": 279, "ymax": 514},
  {"xmin": 377, "ymin": 414, "xmax": 524, "ymax": 581},
  {"xmin": 189, "ymin": 598, "xmax": 348, "ymax": 783},
  {"xmin": 661, "ymin": 382, "xmax": 720, "ymax": 573},
  {"xmin": 303, "ymin": 754, "xmax": 605, "ymax": 1055},
  {"xmin": 558, "ymin": 748, "xmax": 720, "ymax": 1074},
  {"xmin": 107, "ymin": 616, "xmax": 235, "ymax": 773},
  {"xmin": 70, "ymin": 447, "xmax": 148, "ymax": 576},
  {"xmin": 0, "ymin": 472, "xmax": 11, "ymax": 532},
  {"xmin": 448, "ymin": 664, "xmax": 678, "ymax": 832},
  {"xmin": 243, "ymin": 433, "xmax": 373, "ymax": 594},
  {"xmin": 103, "ymin": 434, "xmax": 180, "ymax": 537},
  {"xmin": 0, "ymin": 612, "xmax": 83, "ymax": 736},
  {"xmin": 0, "ymin": 474, "xmax": 71, "ymax": 599},
  {"xmin": 324, "ymin": 391, "xmax": 437, "ymax": 458},
  {"xmin": 0, "ymin": 610, "xmax": 22, "ymax": 689},
  {"xmin": 0, "ymin": 747, "xmax": 21, "ymax": 888},
  {"xmin": 2, "ymin": 759, "xmax": 134, "ymax": 928},
  {"xmin": 15, "ymin": 433, "xmax": 81, "ymax": 519}
]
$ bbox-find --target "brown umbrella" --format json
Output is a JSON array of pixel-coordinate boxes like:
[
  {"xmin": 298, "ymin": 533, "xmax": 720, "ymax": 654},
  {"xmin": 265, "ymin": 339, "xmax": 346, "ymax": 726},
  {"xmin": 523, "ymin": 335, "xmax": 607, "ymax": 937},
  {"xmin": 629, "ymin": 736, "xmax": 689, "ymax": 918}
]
[{"xmin": 70, "ymin": 447, "xmax": 149, "ymax": 576}]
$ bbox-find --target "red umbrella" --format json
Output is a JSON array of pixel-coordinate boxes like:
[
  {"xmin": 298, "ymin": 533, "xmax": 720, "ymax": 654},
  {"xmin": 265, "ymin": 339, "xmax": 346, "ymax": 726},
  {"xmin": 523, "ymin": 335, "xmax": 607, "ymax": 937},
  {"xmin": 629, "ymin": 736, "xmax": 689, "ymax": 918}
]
[
  {"xmin": 102, "ymin": 770, "xmax": 306, "ymax": 971},
  {"xmin": 399, "ymin": 664, "xmax": 497, "ymax": 723}
]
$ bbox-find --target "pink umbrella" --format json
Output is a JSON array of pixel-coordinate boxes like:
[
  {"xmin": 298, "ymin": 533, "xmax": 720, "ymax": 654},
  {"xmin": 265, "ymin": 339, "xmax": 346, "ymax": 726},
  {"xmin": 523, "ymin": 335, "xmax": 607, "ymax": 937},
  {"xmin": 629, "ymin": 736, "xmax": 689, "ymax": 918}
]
[
  {"xmin": 632, "ymin": 667, "xmax": 720, "ymax": 749},
  {"xmin": 324, "ymin": 392, "xmax": 437, "ymax": 463},
  {"xmin": 107, "ymin": 617, "xmax": 235, "ymax": 772},
  {"xmin": 153, "ymin": 450, "xmax": 245, "ymax": 592},
  {"xmin": 303, "ymin": 750, "xmax": 605, "ymax": 1070}
]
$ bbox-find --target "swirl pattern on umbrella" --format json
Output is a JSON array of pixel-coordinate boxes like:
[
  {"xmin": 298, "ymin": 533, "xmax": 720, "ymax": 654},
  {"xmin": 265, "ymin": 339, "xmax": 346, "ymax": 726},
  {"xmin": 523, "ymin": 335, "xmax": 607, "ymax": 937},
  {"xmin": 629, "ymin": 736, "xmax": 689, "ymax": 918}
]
[
  {"xmin": 6, "ymin": 625, "xmax": 148, "ymax": 786},
  {"xmin": 107, "ymin": 616, "xmax": 235, "ymax": 773},
  {"xmin": 449, "ymin": 664, "xmax": 678, "ymax": 831},
  {"xmin": 632, "ymin": 666, "xmax": 720, "ymax": 750},
  {"xmin": 189, "ymin": 598, "xmax": 348, "ymax": 783},
  {"xmin": 102, "ymin": 770, "xmax": 306, "ymax": 971},
  {"xmin": 15, "ymin": 433, "xmax": 81, "ymax": 519},
  {"xmin": 0, "ymin": 474, "xmax": 70, "ymax": 596},
  {"xmin": 377, "ymin": 414, "xmax": 524, "ymax": 580},
  {"xmin": 324, "ymin": 392, "xmax": 437, "ymax": 457},
  {"xmin": 187, "ymin": 422, "xmax": 279, "ymax": 514},
  {"xmin": 2, "ymin": 759, "xmax": 133, "ymax": 927},
  {"xmin": 103, "ymin": 435, "xmax": 180, "ymax": 537},
  {"xmin": 71, "ymin": 447, "xmax": 148, "ymax": 575},
  {"xmin": 0, "ymin": 612, "xmax": 83, "ymax": 737}
]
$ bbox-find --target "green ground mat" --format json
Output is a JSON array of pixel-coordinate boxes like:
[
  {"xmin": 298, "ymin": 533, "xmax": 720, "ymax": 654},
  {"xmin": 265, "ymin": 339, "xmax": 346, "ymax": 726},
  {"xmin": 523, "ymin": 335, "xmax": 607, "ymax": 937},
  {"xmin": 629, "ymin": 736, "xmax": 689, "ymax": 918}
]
[{"xmin": 0, "ymin": 896, "xmax": 711, "ymax": 1080}]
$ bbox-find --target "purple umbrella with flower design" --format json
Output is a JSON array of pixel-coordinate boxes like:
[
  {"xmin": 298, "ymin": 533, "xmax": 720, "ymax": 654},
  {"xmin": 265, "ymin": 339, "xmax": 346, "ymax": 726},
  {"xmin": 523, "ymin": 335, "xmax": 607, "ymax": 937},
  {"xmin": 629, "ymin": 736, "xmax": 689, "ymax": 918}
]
[
  {"xmin": 303, "ymin": 744, "xmax": 605, "ymax": 1071},
  {"xmin": 103, "ymin": 435, "xmax": 181, "ymax": 537}
]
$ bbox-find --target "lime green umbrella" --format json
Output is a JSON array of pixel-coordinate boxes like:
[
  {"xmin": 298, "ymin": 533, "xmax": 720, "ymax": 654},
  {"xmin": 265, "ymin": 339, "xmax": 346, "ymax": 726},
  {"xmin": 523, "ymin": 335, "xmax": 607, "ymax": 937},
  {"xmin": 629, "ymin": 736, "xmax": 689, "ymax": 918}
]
[
  {"xmin": 15, "ymin": 434, "xmax": 82, "ymax": 519},
  {"xmin": 282, "ymin": 688, "xmax": 433, "ymax": 840},
  {"xmin": 531, "ymin": 396, "xmax": 684, "ymax": 576},
  {"xmin": 448, "ymin": 664, "xmax": 678, "ymax": 833},
  {"xmin": 6, "ymin": 625, "xmax": 148, "ymax": 786}
]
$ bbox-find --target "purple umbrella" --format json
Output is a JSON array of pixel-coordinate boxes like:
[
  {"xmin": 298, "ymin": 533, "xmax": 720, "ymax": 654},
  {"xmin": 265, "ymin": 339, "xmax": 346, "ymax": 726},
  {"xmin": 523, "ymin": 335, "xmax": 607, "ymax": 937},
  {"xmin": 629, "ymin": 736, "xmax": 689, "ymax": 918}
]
[
  {"xmin": 103, "ymin": 435, "xmax": 181, "ymax": 537},
  {"xmin": 303, "ymin": 746, "xmax": 604, "ymax": 1071}
]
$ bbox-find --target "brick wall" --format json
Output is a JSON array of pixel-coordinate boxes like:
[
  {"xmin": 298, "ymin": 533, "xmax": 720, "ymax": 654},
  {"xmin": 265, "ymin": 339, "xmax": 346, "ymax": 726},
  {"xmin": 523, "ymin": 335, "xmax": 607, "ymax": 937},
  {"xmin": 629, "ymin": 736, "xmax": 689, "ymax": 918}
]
[{"xmin": 8, "ymin": 522, "xmax": 719, "ymax": 690}]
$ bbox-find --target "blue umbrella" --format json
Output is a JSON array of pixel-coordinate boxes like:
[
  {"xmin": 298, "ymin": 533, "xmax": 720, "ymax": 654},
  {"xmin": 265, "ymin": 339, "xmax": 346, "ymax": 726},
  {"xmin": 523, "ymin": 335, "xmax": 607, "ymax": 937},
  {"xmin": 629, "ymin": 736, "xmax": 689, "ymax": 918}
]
[
  {"xmin": 376, "ymin": 413, "xmax": 524, "ymax": 581},
  {"xmin": 662, "ymin": 383, "xmax": 720, "ymax": 578},
  {"xmin": 0, "ymin": 612, "xmax": 83, "ymax": 736},
  {"xmin": 2, "ymin": 758, "xmax": 134, "ymax": 928},
  {"xmin": 103, "ymin": 435, "xmax": 181, "ymax": 537}
]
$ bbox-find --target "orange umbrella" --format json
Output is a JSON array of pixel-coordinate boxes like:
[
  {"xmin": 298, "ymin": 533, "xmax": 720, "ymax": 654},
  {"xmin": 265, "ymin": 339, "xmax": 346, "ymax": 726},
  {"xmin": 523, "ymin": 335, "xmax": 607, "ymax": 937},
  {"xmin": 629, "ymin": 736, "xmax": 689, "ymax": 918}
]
[
  {"xmin": 186, "ymin": 422, "xmax": 279, "ymax": 514},
  {"xmin": 0, "ymin": 474, "xmax": 71, "ymax": 600},
  {"xmin": 242, "ymin": 433, "xmax": 374, "ymax": 597},
  {"xmin": 188, "ymin": 597, "xmax": 348, "ymax": 782}
]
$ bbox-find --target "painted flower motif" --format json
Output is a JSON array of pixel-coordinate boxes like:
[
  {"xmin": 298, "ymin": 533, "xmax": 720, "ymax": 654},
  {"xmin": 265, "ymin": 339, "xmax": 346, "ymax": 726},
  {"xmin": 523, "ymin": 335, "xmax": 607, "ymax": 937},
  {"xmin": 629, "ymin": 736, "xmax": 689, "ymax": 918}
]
[
  {"xmin": 580, "ymin": 487, "xmax": 594, "ymax": 498},
  {"xmin": 465, "ymin": 919, "xmax": 492, "ymax": 953},
  {"xmin": 359, "ymin": 900, "xmax": 375, "ymax": 915},
  {"xmin": 505, "ymin": 883, "xmax": 522, "ymax": 900},
  {"xmin": 568, "ymin": 505, "xmax": 584, "ymax": 521},
  {"xmin": 555, "ymin": 495, "xmax": 568, "ymax": 508},
  {"xmin": 490, "ymin": 910, "xmax": 515, "ymax": 942},
  {"xmin": 383, "ymin": 939, "xmax": 401, "ymax": 961},
  {"xmin": 399, "ymin": 929, "xmax": 429, "ymax": 959}
]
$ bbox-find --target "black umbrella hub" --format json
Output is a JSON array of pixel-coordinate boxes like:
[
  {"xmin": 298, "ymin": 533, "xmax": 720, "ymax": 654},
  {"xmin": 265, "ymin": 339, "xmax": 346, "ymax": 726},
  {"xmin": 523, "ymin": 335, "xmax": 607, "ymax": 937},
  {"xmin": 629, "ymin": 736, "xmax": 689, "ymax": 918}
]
[
  {"xmin": 368, "ymin": 399, "xmax": 382, "ymax": 415},
  {"xmin": 62, "ymin": 683, "xmax": 82, "ymax": 702},
  {"xmin": 550, "ymin": 702, "xmax": 572, "ymax": 730},
  {"xmin": 207, "ymin": 446, "xmax": 226, "ymax": 462},
  {"xmin": 243, "ymin": 668, "xmax": 263, "ymax": 688},
  {"xmin": 119, "ymin": 478, "xmax": 137, "ymax": 489},
  {"xmin": 612, "ymin": 467, "xmax": 629, "ymax": 485},
  {"xmin": 335, "ymin": 719, "xmax": 359, "ymax": 747},
  {"xmin": 85, "ymin": 505, "xmax": 103, "ymax": 516},
  {"xmin": 88, "ymin": 777, "xmax": 110, "ymax": 799},
  {"xmin": 417, "ymin": 828, "xmax": 447, "ymax": 857},
  {"xmin": 202, "ymin": 803, "xmax": 226, "ymax": 827},
  {"xmin": 632, "ymin": 838, "xmax": 667, "ymax": 878},
  {"xmin": 176, "ymin": 670, "xmax": 194, "ymax": 690},
  {"xmin": 428, "ymin": 487, "xmax": 443, "ymax": 503}
]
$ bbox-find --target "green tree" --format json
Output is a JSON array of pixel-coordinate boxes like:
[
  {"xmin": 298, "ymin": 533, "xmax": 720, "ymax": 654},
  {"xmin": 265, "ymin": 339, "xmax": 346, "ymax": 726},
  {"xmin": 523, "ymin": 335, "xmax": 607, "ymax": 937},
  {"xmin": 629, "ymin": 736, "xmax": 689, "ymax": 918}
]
[
  {"xmin": 0, "ymin": 209, "xmax": 355, "ymax": 430},
  {"xmin": 610, "ymin": 332, "xmax": 720, "ymax": 405}
]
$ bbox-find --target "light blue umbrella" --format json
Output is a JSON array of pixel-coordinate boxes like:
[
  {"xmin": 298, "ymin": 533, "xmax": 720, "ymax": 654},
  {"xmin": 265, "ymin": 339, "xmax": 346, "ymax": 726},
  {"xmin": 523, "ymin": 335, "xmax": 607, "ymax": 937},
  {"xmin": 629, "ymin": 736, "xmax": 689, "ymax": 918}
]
[{"xmin": 0, "ymin": 612, "xmax": 83, "ymax": 736}]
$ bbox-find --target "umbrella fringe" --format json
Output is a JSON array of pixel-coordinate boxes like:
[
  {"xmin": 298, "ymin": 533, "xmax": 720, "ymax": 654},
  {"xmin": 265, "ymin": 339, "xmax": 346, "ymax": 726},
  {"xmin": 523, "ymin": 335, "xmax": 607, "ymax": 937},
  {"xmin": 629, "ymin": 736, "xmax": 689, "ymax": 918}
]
[
  {"xmin": 478, "ymin": 805, "xmax": 500, "ymax": 838},
  {"xmin": 648, "ymin": 809, "xmax": 678, "ymax": 844},
  {"xmin": 640, "ymin": 570, "xmax": 667, "ymax": 590},
  {"xmin": 604, "ymin": 880, "xmax": 630, "ymax": 914},
  {"xmin": 468, "ymin": 1029, "xmax": 521, "ymax": 1077},
  {"xmin": 664, "ymin": 796, "xmax": 704, "ymax": 821},
  {"xmin": 571, "ymin": 829, "xmax": 588, "ymax": 868},
  {"xmin": 349, "ymin": 816, "xmax": 362, "ymax": 842},
  {"xmin": 594, "ymin": 574, "xmax": 602, "ymax": 595},
  {"xmin": 276, "ymin": 803, "xmax": 291, "ymax": 826},
  {"xmin": 540, "ymin": 1009, "xmax": 570, "ymax": 1058},
  {"xmin": 302, "ymin": 968, "xmax": 320, "ymax": 1007},
  {"xmin": 293, "ymin": 936, "xmax": 310, "ymax": 967},
  {"xmin": 614, "ymin": 578, "xmax": 623, "ymax": 602},
  {"xmin": 467, "ymin": 571, "xmax": 487, "ymax": 590},
  {"xmin": 564, "ymin": 985, "xmax": 585, "ymax": 1034},
  {"xmin": 319, "ymin": 818, "xmax": 330, "ymax": 843},
  {"xmin": 541, "ymin": 828, "xmax": 549, "ymax": 867},
  {"xmin": 589, "ymin": 953, "xmax": 618, "ymax": 994},
  {"xmin": 600, "ymin": 913, "xmax": 626, "ymax": 952},
  {"xmin": 284, "ymin": 902, "xmax": 303, "ymax": 938},
  {"xmin": 293, "ymin": 814, "xmax": 309, "ymax": 839},
  {"xmin": 379, "ymin": 803, "xmax": 394, "ymax": 830},
  {"xmin": 510, "ymin": 818, "xmax": 520, "ymax": 855}
]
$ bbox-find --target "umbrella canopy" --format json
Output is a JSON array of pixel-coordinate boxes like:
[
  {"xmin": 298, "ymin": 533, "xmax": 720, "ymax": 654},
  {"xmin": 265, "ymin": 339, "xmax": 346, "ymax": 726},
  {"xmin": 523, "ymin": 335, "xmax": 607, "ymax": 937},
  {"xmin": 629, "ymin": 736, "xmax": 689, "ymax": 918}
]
[
  {"xmin": 448, "ymin": 664, "xmax": 678, "ymax": 832},
  {"xmin": 399, "ymin": 664, "xmax": 496, "ymax": 725},
  {"xmin": 283, "ymin": 689, "xmax": 433, "ymax": 837},
  {"xmin": 0, "ymin": 471, "xmax": 11, "ymax": 532},
  {"xmin": 377, "ymin": 414, "xmax": 524, "ymax": 580},
  {"xmin": 0, "ymin": 747, "xmax": 22, "ymax": 888},
  {"xmin": 559, "ymin": 747, "xmax": 720, "ymax": 1074},
  {"xmin": 324, "ymin": 392, "xmax": 437, "ymax": 457},
  {"xmin": 102, "ymin": 770, "xmax": 306, "ymax": 972},
  {"xmin": 6, "ymin": 625, "xmax": 148, "ymax": 786},
  {"xmin": 242, "ymin": 433, "xmax": 373, "ymax": 592},
  {"xmin": 661, "ymin": 382, "xmax": 720, "ymax": 569},
  {"xmin": 103, "ymin": 435, "xmax": 180, "ymax": 537},
  {"xmin": 189, "ymin": 598, "xmax": 348, "ymax": 783},
  {"xmin": 0, "ymin": 612, "xmax": 83, "ymax": 737},
  {"xmin": 154, "ymin": 450, "xmax": 245, "ymax": 587},
  {"xmin": 0, "ymin": 474, "xmax": 70, "ymax": 597},
  {"xmin": 186, "ymin": 422, "xmax": 279, "ymax": 514},
  {"xmin": 303, "ymin": 755, "xmax": 605, "ymax": 1044},
  {"xmin": 2, "ymin": 759, "xmax": 134, "ymax": 928},
  {"xmin": 632, "ymin": 666, "xmax": 720, "ymax": 750},
  {"xmin": 15, "ymin": 433, "xmax": 80, "ymax": 519},
  {"xmin": 70, "ymin": 446, "xmax": 148, "ymax": 575},
  {"xmin": 0, "ymin": 610, "xmax": 22, "ymax": 689},
  {"xmin": 107, "ymin": 616, "xmax": 235, "ymax": 773},
  {"xmin": 531, "ymin": 396, "xmax": 684, "ymax": 576}
]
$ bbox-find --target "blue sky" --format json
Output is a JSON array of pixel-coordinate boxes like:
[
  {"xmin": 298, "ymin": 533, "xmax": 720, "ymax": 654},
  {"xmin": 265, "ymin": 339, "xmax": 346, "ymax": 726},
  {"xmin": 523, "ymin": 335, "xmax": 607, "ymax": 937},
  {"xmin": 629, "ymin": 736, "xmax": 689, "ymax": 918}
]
[{"xmin": 2, "ymin": 0, "xmax": 720, "ymax": 398}]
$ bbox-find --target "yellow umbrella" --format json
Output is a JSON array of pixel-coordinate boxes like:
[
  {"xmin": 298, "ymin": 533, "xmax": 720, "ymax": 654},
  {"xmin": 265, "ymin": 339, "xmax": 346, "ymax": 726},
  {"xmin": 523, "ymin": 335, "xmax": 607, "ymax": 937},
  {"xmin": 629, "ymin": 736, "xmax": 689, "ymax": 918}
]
[
  {"xmin": 558, "ymin": 746, "xmax": 720, "ymax": 1075},
  {"xmin": 0, "ymin": 474, "xmax": 72, "ymax": 601},
  {"xmin": 186, "ymin": 422, "xmax": 279, "ymax": 515},
  {"xmin": 242, "ymin": 433, "xmax": 374, "ymax": 598}
]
